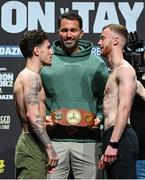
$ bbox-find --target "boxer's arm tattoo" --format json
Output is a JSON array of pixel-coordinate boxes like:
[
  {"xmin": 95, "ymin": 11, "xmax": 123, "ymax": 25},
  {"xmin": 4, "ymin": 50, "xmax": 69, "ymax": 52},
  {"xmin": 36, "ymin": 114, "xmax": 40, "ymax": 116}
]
[
  {"xmin": 26, "ymin": 75, "xmax": 41, "ymax": 105},
  {"xmin": 32, "ymin": 115, "xmax": 52, "ymax": 147},
  {"xmin": 26, "ymin": 75, "xmax": 52, "ymax": 147}
]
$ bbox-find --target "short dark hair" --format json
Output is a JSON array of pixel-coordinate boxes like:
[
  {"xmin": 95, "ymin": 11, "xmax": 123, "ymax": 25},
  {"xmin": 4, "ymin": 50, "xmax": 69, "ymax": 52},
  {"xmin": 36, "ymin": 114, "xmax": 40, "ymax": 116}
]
[
  {"xmin": 103, "ymin": 24, "xmax": 128, "ymax": 46},
  {"xmin": 58, "ymin": 11, "xmax": 83, "ymax": 30},
  {"xmin": 19, "ymin": 29, "xmax": 49, "ymax": 59}
]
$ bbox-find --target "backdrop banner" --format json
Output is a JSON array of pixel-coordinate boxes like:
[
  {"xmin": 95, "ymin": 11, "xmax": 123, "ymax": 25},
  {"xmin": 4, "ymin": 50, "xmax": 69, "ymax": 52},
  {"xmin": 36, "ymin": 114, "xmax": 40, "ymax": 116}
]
[{"xmin": 0, "ymin": 0, "xmax": 144, "ymax": 178}]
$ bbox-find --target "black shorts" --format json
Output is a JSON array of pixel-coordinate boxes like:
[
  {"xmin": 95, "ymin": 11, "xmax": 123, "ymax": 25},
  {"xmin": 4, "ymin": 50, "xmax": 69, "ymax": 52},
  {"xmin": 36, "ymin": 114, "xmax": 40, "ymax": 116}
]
[{"xmin": 103, "ymin": 125, "xmax": 139, "ymax": 179}]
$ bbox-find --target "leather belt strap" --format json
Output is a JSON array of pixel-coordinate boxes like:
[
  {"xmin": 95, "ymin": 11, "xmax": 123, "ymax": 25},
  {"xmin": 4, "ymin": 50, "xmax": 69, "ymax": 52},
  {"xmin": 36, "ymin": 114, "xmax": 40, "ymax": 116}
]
[{"xmin": 51, "ymin": 108, "xmax": 96, "ymax": 127}]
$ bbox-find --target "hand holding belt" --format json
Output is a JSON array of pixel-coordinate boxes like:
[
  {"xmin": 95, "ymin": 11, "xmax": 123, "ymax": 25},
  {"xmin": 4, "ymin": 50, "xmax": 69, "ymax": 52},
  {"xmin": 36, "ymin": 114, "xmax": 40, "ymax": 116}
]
[{"xmin": 51, "ymin": 108, "xmax": 95, "ymax": 127}]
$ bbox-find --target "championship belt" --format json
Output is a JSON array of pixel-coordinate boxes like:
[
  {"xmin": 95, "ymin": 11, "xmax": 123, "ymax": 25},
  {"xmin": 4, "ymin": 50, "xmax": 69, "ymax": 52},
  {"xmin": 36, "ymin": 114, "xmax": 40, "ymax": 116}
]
[{"xmin": 51, "ymin": 108, "xmax": 95, "ymax": 127}]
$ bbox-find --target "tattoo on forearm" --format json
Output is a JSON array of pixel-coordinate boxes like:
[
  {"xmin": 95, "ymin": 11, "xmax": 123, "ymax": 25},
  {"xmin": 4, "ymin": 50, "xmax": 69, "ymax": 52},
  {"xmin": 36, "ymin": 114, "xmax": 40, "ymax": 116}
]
[
  {"xmin": 32, "ymin": 115, "xmax": 51, "ymax": 147},
  {"xmin": 31, "ymin": 115, "xmax": 52, "ymax": 147},
  {"xmin": 26, "ymin": 75, "xmax": 41, "ymax": 105}
]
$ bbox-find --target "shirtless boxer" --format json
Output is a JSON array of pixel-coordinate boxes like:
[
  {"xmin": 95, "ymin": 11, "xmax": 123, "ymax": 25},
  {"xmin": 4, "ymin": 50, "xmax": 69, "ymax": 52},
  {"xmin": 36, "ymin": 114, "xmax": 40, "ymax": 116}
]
[
  {"xmin": 98, "ymin": 24, "xmax": 138, "ymax": 178},
  {"xmin": 13, "ymin": 30, "xmax": 58, "ymax": 179}
]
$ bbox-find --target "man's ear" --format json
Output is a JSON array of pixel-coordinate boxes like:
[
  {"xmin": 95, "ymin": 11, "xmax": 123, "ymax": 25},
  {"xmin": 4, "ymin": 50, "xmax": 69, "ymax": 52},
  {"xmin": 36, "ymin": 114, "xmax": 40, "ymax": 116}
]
[
  {"xmin": 79, "ymin": 30, "xmax": 84, "ymax": 39},
  {"xmin": 34, "ymin": 46, "xmax": 39, "ymax": 56},
  {"xmin": 113, "ymin": 36, "xmax": 119, "ymax": 46}
]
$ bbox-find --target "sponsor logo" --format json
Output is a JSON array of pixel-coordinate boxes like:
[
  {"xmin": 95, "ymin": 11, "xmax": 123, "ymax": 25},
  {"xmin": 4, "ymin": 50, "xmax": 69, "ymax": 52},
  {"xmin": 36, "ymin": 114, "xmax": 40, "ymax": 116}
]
[
  {"xmin": 0, "ymin": 67, "xmax": 7, "ymax": 71},
  {"xmin": 0, "ymin": 160, "xmax": 5, "ymax": 174},
  {"xmin": 0, "ymin": 72, "xmax": 14, "ymax": 87},
  {"xmin": 0, "ymin": 115, "xmax": 11, "ymax": 130},
  {"xmin": 0, "ymin": 94, "xmax": 13, "ymax": 100},
  {"xmin": 91, "ymin": 46, "xmax": 101, "ymax": 56},
  {"xmin": 0, "ymin": 72, "xmax": 14, "ymax": 100},
  {"xmin": 0, "ymin": 46, "xmax": 22, "ymax": 57}
]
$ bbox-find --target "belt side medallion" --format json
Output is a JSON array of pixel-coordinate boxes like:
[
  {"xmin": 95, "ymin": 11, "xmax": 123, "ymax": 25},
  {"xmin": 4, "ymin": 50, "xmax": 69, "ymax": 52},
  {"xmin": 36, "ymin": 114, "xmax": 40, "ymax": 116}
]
[
  {"xmin": 53, "ymin": 111, "xmax": 62, "ymax": 121},
  {"xmin": 66, "ymin": 109, "xmax": 81, "ymax": 125},
  {"xmin": 86, "ymin": 113, "xmax": 93, "ymax": 122}
]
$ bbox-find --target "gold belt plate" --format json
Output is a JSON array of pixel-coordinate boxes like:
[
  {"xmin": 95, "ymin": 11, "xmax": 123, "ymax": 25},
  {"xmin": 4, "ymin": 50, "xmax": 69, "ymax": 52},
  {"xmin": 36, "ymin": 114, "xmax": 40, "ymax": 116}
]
[{"xmin": 66, "ymin": 109, "xmax": 81, "ymax": 125}]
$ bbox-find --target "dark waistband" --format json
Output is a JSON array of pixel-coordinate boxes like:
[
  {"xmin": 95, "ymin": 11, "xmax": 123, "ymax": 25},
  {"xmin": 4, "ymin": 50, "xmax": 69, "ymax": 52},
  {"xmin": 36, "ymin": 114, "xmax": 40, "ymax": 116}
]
[{"xmin": 104, "ymin": 124, "xmax": 132, "ymax": 136}]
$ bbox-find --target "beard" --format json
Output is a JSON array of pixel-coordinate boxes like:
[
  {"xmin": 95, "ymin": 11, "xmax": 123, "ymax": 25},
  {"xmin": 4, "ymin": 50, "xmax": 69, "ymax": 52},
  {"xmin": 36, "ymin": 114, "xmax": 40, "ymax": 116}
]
[
  {"xmin": 64, "ymin": 41, "xmax": 76, "ymax": 48},
  {"xmin": 60, "ymin": 38, "xmax": 79, "ymax": 52},
  {"xmin": 100, "ymin": 46, "xmax": 111, "ymax": 58}
]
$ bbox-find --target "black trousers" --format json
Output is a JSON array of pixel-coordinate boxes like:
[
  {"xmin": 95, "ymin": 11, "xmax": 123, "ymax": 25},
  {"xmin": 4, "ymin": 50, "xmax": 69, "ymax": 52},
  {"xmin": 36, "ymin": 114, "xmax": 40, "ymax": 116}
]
[{"xmin": 103, "ymin": 125, "xmax": 139, "ymax": 179}]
